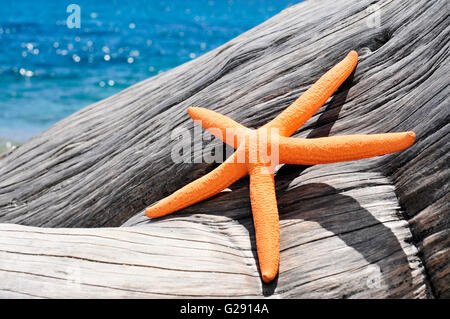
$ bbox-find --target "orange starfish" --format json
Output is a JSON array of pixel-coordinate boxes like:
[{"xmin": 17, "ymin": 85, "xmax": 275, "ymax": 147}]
[{"xmin": 145, "ymin": 51, "xmax": 416, "ymax": 283}]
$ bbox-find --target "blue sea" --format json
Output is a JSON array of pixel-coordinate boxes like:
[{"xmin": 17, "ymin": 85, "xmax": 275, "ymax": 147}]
[{"xmin": 0, "ymin": 0, "xmax": 297, "ymax": 142}]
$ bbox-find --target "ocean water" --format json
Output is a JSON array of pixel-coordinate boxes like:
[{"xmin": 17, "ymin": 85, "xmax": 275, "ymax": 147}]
[{"xmin": 0, "ymin": 0, "xmax": 297, "ymax": 142}]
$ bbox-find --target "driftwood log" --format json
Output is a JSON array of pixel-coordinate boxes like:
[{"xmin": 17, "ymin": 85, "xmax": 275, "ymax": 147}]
[{"xmin": 0, "ymin": 0, "xmax": 448, "ymax": 298}]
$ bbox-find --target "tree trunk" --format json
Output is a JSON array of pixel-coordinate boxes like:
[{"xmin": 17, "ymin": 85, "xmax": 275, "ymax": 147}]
[{"xmin": 0, "ymin": 0, "xmax": 448, "ymax": 298}]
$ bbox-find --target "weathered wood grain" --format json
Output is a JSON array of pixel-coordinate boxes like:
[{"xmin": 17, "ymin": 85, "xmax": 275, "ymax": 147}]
[
  {"xmin": 0, "ymin": 170, "xmax": 429, "ymax": 298},
  {"xmin": 0, "ymin": 0, "xmax": 448, "ymax": 298}
]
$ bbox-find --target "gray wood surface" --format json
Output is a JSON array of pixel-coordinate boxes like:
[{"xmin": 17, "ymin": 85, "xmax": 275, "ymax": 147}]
[{"xmin": 0, "ymin": 0, "xmax": 448, "ymax": 298}]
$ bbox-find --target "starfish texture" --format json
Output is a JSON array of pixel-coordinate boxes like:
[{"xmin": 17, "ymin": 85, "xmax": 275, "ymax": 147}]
[{"xmin": 145, "ymin": 51, "xmax": 416, "ymax": 283}]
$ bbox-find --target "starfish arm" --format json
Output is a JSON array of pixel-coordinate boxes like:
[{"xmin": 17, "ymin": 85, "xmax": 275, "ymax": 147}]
[
  {"xmin": 248, "ymin": 165, "xmax": 280, "ymax": 283},
  {"xmin": 145, "ymin": 152, "xmax": 248, "ymax": 218},
  {"xmin": 188, "ymin": 107, "xmax": 251, "ymax": 149},
  {"xmin": 263, "ymin": 51, "xmax": 358, "ymax": 137},
  {"xmin": 278, "ymin": 132, "xmax": 416, "ymax": 165}
]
